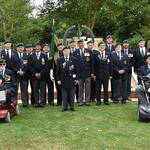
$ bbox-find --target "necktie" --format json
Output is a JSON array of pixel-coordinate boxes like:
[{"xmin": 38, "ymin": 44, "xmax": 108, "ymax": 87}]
[
  {"xmin": 109, "ymin": 44, "xmax": 111, "ymax": 51},
  {"xmin": 80, "ymin": 49, "xmax": 83, "ymax": 56},
  {"xmin": 125, "ymin": 49, "xmax": 128, "ymax": 55},
  {"xmin": 6, "ymin": 50, "xmax": 9, "ymax": 58},
  {"xmin": 101, "ymin": 52, "xmax": 103, "ymax": 58},
  {"xmin": 37, "ymin": 53, "xmax": 40, "ymax": 60},
  {"xmin": 141, "ymin": 48, "xmax": 144, "ymax": 56},
  {"xmin": 118, "ymin": 52, "xmax": 121, "ymax": 60}
]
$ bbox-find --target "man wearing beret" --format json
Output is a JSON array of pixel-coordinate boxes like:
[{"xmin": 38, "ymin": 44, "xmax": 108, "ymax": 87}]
[
  {"xmin": 57, "ymin": 47, "xmax": 78, "ymax": 111},
  {"xmin": 43, "ymin": 43, "xmax": 54, "ymax": 105},
  {"xmin": 122, "ymin": 40, "xmax": 134, "ymax": 100},
  {"xmin": 105, "ymin": 35, "xmax": 115, "ymax": 53},
  {"xmin": 29, "ymin": 42, "xmax": 48, "ymax": 107},
  {"xmin": 25, "ymin": 44, "xmax": 35, "ymax": 105},
  {"xmin": 87, "ymin": 40, "xmax": 97, "ymax": 102},
  {"xmin": 111, "ymin": 44, "xmax": 129, "ymax": 104},
  {"xmin": 11, "ymin": 43, "xmax": 29, "ymax": 107},
  {"xmin": 73, "ymin": 39, "xmax": 94, "ymax": 106},
  {"xmin": 94, "ymin": 41, "xmax": 113, "ymax": 105},
  {"xmin": 1, "ymin": 40, "xmax": 16, "ymax": 70},
  {"xmin": 134, "ymin": 38, "xmax": 150, "ymax": 79}
]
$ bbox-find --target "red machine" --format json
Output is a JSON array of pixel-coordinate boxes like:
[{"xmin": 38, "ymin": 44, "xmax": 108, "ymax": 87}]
[{"xmin": 0, "ymin": 90, "xmax": 19, "ymax": 122}]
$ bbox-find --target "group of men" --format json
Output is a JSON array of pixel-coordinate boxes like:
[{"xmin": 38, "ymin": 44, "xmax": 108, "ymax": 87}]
[{"xmin": 0, "ymin": 35, "xmax": 149, "ymax": 111}]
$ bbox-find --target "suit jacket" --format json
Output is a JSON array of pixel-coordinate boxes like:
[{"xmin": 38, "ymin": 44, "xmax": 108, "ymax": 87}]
[
  {"xmin": 111, "ymin": 51, "xmax": 129, "ymax": 80},
  {"xmin": 0, "ymin": 69, "xmax": 16, "ymax": 90},
  {"xmin": 122, "ymin": 48, "xmax": 134, "ymax": 74},
  {"xmin": 29, "ymin": 52, "xmax": 48, "ymax": 81},
  {"xmin": 134, "ymin": 48, "xmax": 150, "ymax": 73},
  {"xmin": 56, "ymin": 56, "xmax": 78, "ymax": 88},
  {"xmin": 11, "ymin": 52, "xmax": 29, "ymax": 80},
  {"xmin": 106, "ymin": 44, "xmax": 115, "ymax": 53},
  {"xmin": 94, "ymin": 51, "xmax": 113, "ymax": 80},
  {"xmin": 73, "ymin": 48, "xmax": 94, "ymax": 79},
  {"xmin": 1, "ymin": 49, "xmax": 16, "ymax": 70}
]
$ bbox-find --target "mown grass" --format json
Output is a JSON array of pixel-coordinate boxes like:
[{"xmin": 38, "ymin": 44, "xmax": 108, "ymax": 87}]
[{"xmin": 0, "ymin": 101, "xmax": 150, "ymax": 150}]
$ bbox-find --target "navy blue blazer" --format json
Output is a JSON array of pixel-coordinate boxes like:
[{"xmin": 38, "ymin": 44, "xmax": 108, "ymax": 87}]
[
  {"xmin": 111, "ymin": 52, "xmax": 129, "ymax": 80},
  {"xmin": 29, "ymin": 52, "xmax": 48, "ymax": 80},
  {"xmin": 73, "ymin": 48, "xmax": 94, "ymax": 79},
  {"xmin": 56, "ymin": 56, "xmax": 78, "ymax": 88},
  {"xmin": 94, "ymin": 51, "xmax": 113, "ymax": 80}
]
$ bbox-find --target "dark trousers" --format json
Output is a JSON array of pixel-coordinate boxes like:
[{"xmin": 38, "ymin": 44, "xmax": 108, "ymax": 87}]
[
  {"xmin": 55, "ymin": 79, "xmax": 62, "ymax": 105},
  {"xmin": 45, "ymin": 79, "xmax": 54, "ymax": 105},
  {"xmin": 16, "ymin": 77, "xmax": 28, "ymax": 106},
  {"xmin": 96, "ymin": 79, "xmax": 109, "ymax": 102},
  {"xmin": 90, "ymin": 78, "xmax": 96, "ymax": 101},
  {"xmin": 61, "ymin": 88, "xmax": 75, "ymax": 110},
  {"xmin": 27, "ymin": 77, "xmax": 35, "ymax": 105},
  {"xmin": 75, "ymin": 84, "xmax": 79, "ymax": 102},
  {"xmin": 126, "ymin": 73, "xmax": 132, "ymax": 98},
  {"xmin": 111, "ymin": 80, "xmax": 114, "ymax": 100},
  {"xmin": 32, "ymin": 80, "xmax": 46, "ymax": 105},
  {"xmin": 112, "ymin": 78, "xmax": 127, "ymax": 100}
]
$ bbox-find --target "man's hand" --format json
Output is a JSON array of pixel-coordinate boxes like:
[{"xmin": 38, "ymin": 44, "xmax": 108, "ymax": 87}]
[
  {"xmin": 57, "ymin": 81, "xmax": 61, "ymax": 85},
  {"xmin": 109, "ymin": 76, "xmax": 113, "ymax": 80},
  {"xmin": 118, "ymin": 70, "xmax": 125, "ymax": 74},
  {"xmin": 35, "ymin": 73, "xmax": 41, "ymax": 79},
  {"xmin": 91, "ymin": 74, "xmax": 94, "ymax": 78}
]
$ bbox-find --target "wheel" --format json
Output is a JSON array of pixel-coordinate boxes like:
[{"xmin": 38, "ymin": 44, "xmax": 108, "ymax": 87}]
[
  {"xmin": 16, "ymin": 105, "xmax": 20, "ymax": 115},
  {"xmin": 5, "ymin": 112, "xmax": 11, "ymax": 123}
]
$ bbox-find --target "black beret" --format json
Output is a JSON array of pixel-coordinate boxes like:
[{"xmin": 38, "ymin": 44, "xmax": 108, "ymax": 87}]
[
  {"xmin": 123, "ymin": 40, "xmax": 129, "ymax": 44},
  {"xmin": 57, "ymin": 43, "xmax": 64, "ymax": 47},
  {"xmin": 98, "ymin": 41, "xmax": 105, "ymax": 46},
  {"xmin": 4, "ymin": 40, "xmax": 11, "ymax": 44},
  {"xmin": 69, "ymin": 39, "xmax": 75, "ymax": 44},
  {"xmin": 87, "ymin": 40, "xmax": 94, "ymax": 45},
  {"xmin": 34, "ymin": 42, "xmax": 41, "ymax": 47},
  {"xmin": 16, "ymin": 43, "xmax": 24, "ymax": 47},
  {"xmin": 106, "ymin": 35, "xmax": 112, "ymax": 39},
  {"xmin": 114, "ymin": 43, "xmax": 122, "ymax": 49},
  {"xmin": 43, "ymin": 43, "xmax": 50, "ymax": 47},
  {"xmin": 77, "ymin": 39, "xmax": 84, "ymax": 43},
  {"xmin": 25, "ymin": 44, "xmax": 33, "ymax": 48},
  {"xmin": 62, "ymin": 46, "xmax": 70, "ymax": 51},
  {"xmin": 139, "ymin": 38, "xmax": 145, "ymax": 43}
]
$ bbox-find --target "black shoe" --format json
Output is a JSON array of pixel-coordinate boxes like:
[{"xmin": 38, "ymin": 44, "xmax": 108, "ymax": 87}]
[
  {"xmin": 22, "ymin": 104, "xmax": 28, "ymax": 107},
  {"xmin": 61, "ymin": 109, "xmax": 68, "ymax": 112},
  {"xmin": 70, "ymin": 108, "xmax": 75, "ymax": 111},
  {"xmin": 104, "ymin": 101, "xmax": 109, "ymax": 105},
  {"xmin": 113, "ymin": 100, "xmax": 119, "ymax": 104},
  {"xmin": 39, "ymin": 104, "xmax": 45, "ymax": 107},
  {"xmin": 78, "ymin": 103, "xmax": 84, "ymax": 106},
  {"xmin": 85, "ymin": 102, "xmax": 90, "ymax": 106},
  {"xmin": 121, "ymin": 100, "xmax": 126, "ymax": 104},
  {"xmin": 96, "ymin": 101, "xmax": 101, "ymax": 106},
  {"xmin": 33, "ymin": 103, "xmax": 39, "ymax": 107}
]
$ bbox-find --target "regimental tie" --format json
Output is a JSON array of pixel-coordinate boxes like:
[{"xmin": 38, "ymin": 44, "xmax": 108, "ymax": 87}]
[
  {"xmin": 37, "ymin": 53, "xmax": 40, "ymax": 60},
  {"xmin": 141, "ymin": 48, "xmax": 145, "ymax": 56}
]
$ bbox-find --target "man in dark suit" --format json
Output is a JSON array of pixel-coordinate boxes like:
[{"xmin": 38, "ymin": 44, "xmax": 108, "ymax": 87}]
[
  {"xmin": 94, "ymin": 41, "xmax": 113, "ymax": 105},
  {"xmin": 73, "ymin": 39, "xmax": 94, "ymax": 106},
  {"xmin": 25, "ymin": 44, "xmax": 35, "ymax": 105},
  {"xmin": 111, "ymin": 44, "xmax": 129, "ymax": 103},
  {"xmin": 0, "ymin": 57, "xmax": 16, "ymax": 108},
  {"xmin": 122, "ymin": 40, "xmax": 134, "ymax": 100},
  {"xmin": 29, "ymin": 42, "xmax": 48, "ymax": 107},
  {"xmin": 69, "ymin": 39, "xmax": 79, "ymax": 103},
  {"xmin": 87, "ymin": 40, "xmax": 97, "ymax": 102},
  {"xmin": 105, "ymin": 35, "xmax": 115, "ymax": 53},
  {"xmin": 136, "ymin": 55, "xmax": 150, "ymax": 104},
  {"xmin": 57, "ymin": 47, "xmax": 78, "ymax": 111},
  {"xmin": 11, "ymin": 43, "xmax": 29, "ymax": 107},
  {"xmin": 134, "ymin": 39, "xmax": 150, "ymax": 78},
  {"xmin": 1, "ymin": 40, "xmax": 16, "ymax": 70},
  {"xmin": 53, "ymin": 43, "xmax": 64, "ymax": 106},
  {"xmin": 43, "ymin": 43, "xmax": 54, "ymax": 105}
]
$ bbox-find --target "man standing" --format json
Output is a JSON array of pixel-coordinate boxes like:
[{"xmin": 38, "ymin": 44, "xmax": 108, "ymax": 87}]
[
  {"xmin": 73, "ymin": 39, "xmax": 94, "ymax": 106},
  {"xmin": 43, "ymin": 43, "xmax": 54, "ymax": 105},
  {"xmin": 111, "ymin": 44, "xmax": 129, "ymax": 104},
  {"xmin": 1, "ymin": 40, "xmax": 16, "ymax": 70},
  {"xmin": 105, "ymin": 35, "xmax": 115, "ymax": 53},
  {"xmin": 57, "ymin": 47, "xmax": 78, "ymax": 111},
  {"xmin": 94, "ymin": 42, "xmax": 113, "ymax": 105},
  {"xmin": 122, "ymin": 40, "xmax": 134, "ymax": 100},
  {"xmin": 12, "ymin": 43, "xmax": 29, "ymax": 107},
  {"xmin": 134, "ymin": 39, "xmax": 150, "ymax": 78},
  {"xmin": 87, "ymin": 40, "xmax": 97, "ymax": 102},
  {"xmin": 29, "ymin": 42, "xmax": 48, "ymax": 107}
]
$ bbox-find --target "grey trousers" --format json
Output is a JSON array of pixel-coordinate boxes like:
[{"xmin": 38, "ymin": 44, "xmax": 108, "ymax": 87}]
[
  {"xmin": 136, "ymin": 85, "xmax": 148, "ymax": 105},
  {"xmin": 78, "ymin": 77, "xmax": 91, "ymax": 103}
]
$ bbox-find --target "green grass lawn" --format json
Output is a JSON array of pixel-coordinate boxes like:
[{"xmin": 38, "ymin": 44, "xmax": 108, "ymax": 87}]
[{"xmin": 0, "ymin": 101, "xmax": 150, "ymax": 150}]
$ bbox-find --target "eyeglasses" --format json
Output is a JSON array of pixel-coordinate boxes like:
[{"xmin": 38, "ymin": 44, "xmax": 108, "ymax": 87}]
[{"xmin": 0, "ymin": 63, "xmax": 5, "ymax": 66}]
